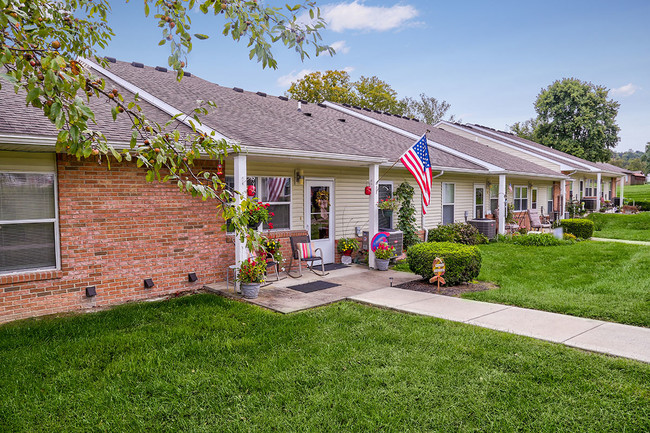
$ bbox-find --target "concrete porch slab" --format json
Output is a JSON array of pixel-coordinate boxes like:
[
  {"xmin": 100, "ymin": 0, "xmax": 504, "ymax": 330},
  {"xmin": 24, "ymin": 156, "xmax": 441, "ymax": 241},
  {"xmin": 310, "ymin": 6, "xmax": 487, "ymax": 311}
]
[
  {"xmin": 466, "ymin": 307, "xmax": 605, "ymax": 343},
  {"xmin": 564, "ymin": 322, "xmax": 650, "ymax": 363}
]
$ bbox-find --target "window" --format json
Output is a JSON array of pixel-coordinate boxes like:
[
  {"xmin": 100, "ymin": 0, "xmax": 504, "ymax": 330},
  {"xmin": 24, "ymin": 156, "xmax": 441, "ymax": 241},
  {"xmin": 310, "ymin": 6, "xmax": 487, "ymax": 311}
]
[
  {"xmin": 442, "ymin": 183, "xmax": 455, "ymax": 225},
  {"xmin": 585, "ymin": 179, "xmax": 594, "ymax": 197},
  {"xmin": 0, "ymin": 172, "xmax": 58, "ymax": 274},
  {"xmin": 489, "ymin": 184, "xmax": 499, "ymax": 215},
  {"xmin": 225, "ymin": 176, "xmax": 291, "ymax": 230},
  {"xmin": 474, "ymin": 185, "xmax": 484, "ymax": 219},
  {"xmin": 531, "ymin": 188, "xmax": 538, "ymax": 210},
  {"xmin": 579, "ymin": 180, "xmax": 584, "ymax": 199},
  {"xmin": 547, "ymin": 186, "xmax": 554, "ymax": 214},
  {"xmin": 513, "ymin": 186, "xmax": 528, "ymax": 211},
  {"xmin": 378, "ymin": 182, "xmax": 393, "ymax": 230}
]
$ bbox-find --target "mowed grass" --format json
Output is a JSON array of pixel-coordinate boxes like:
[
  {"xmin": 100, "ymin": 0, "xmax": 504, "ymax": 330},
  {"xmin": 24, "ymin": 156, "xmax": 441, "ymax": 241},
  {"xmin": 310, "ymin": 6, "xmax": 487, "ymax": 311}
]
[
  {"xmin": 465, "ymin": 242, "xmax": 650, "ymax": 327},
  {"xmin": 0, "ymin": 295, "xmax": 649, "ymax": 432},
  {"xmin": 619, "ymin": 182, "xmax": 650, "ymax": 202},
  {"xmin": 588, "ymin": 212, "xmax": 650, "ymax": 241}
]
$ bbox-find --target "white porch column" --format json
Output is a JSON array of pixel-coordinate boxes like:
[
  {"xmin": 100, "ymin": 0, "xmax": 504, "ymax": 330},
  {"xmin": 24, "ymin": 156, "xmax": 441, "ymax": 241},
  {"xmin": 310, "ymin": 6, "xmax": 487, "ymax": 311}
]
[
  {"xmin": 368, "ymin": 164, "xmax": 379, "ymax": 269},
  {"xmin": 233, "ymin": 154, "xmax": 247, "ymax": 269},
  {"xmin": 498, "ymin": 174, "xmax": 506, "ymax": 235},
  {"xmin": 560, "ymin": 179, "xmax": 566, "ymax": 220},
  {"xmin": 596, "ymin": 173, "xmax": 602, "ymax": 211},
  {"xmin": 619, "ymin": 176, "xmax": 624, "ymax": 207}
]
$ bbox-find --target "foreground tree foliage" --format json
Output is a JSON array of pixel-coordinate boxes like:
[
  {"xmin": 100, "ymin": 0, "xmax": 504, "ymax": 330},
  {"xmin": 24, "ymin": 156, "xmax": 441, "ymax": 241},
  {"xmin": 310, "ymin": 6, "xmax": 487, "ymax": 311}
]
[
  {"xmin": 0, "ymin": 0, "xmax": 330, "ymax": 247},
  {"xmin": 286, "ymin": 69, "xmax": 456, "ymax": 122},
  {"xmin": 510, "ymin": 78, "xmax": 620, "ymax": 162}
]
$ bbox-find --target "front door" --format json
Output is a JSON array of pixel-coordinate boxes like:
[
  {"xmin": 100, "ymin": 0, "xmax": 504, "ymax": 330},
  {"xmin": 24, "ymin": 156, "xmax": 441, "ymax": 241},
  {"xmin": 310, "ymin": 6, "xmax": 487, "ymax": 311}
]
[{"xmin": 304, "ymin": 180, "xmax": 335, "ymax": 263}]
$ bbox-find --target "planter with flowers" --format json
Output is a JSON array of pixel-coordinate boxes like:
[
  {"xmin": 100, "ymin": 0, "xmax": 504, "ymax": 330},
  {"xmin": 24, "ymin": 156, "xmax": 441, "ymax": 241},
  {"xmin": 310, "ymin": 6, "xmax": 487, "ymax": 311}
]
[
  {"xmin": 261, "ymin": 237, "xmax": 283, "ymax": 265},
  {"xmin": 237, "ymin": 257, "xmax": 267, "ymax": 299},
  {"xmin": 374, "ymin": 241, "xmax": 395, "ymax": 271},
  {"xmin": 248, "ymin": 202, "xmax": 271, "ymax": 229},
  {"xmin": 377, "ymin": 196, "xmax": 400, "ymax": 219},
  {"xmin": 336, "ymin": 237, "xmax": 360, "ymax": 264}
]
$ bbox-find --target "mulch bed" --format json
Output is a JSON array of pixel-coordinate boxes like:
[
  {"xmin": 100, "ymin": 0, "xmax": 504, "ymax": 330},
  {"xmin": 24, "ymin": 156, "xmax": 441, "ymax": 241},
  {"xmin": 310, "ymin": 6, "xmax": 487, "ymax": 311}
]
[{"xmin": 396, "ymin": 279, "xmax": 498, "ymax": 297}]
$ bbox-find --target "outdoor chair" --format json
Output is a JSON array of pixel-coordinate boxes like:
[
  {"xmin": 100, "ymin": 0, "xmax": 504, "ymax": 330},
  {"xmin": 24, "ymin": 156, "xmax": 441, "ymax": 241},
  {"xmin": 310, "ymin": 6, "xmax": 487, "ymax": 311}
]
[
  {"xmin": 494, "ymin": 208, "xmax": 519, "ymax": 234},
  {"xmin": 287, "ymin": 235, "xmax": 328, "ymax": 278},
  {"xmin": 527, "ymin": 208, "xmax": 552, "ymax": 232}
]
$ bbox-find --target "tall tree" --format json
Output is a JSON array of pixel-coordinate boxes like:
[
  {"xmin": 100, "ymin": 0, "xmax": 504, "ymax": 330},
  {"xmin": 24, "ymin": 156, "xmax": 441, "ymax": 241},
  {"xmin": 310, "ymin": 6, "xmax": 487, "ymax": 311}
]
[
  {"xmin": 354, "ymin": 75, "xmax": 401, "ymax": 113},
  {"xmin": 399, "ymin": 93, "xmax": 457, "ymax": 124},
  {"xmin": 285, "ymin": 70, "xmax": 357, "ymax": 105},
  {"xmin": 511, "ymin": 78, "xmax": 620, "ymax": 162},
  {"xmin": 1, "ymin": 0, "xmax": 330, "ymax": 246},
  {"xmin": 642, "ymin": 142, "xmax": 650, "ymax": 173}
]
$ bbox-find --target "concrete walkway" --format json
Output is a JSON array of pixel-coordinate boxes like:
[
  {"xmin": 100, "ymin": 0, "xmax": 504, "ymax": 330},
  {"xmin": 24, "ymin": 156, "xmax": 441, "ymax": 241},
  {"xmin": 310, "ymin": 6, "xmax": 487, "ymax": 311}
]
[
  {"xmin": 350, "ymin": 287, "xmax": 650, "ymax": 364},
  {"xmin": 592, "ymin": 237, "xmax": 650, "ymax": 246}
]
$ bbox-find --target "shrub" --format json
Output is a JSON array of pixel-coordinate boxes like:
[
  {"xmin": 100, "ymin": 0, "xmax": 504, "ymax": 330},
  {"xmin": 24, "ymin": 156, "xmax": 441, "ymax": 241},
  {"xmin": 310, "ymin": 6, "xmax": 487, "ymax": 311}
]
[
  {"xmin": 407, "ymin": 242, "xmax": 481, "ymax": 286},
  {"xmin": 427, "ymin": 223, "xmax": 488, "ymax": 246},
  {"xmin": 560, "ymin": 218, "xmax": 595, "ymax": 239},
  {"xmin": 563, "ymin": 233, "xmax": 577, "ymax": 242},
  {"xmin": 496, "ymin": 233, "xmax": 572, "ymax": 246}
]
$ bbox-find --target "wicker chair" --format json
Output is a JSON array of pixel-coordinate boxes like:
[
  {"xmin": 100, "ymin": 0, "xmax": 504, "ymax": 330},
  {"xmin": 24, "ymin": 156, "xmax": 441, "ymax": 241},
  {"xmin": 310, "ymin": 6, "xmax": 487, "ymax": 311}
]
[{"xmin": 287, "ymin": 235, "xmax": 328, "ymax": 278}]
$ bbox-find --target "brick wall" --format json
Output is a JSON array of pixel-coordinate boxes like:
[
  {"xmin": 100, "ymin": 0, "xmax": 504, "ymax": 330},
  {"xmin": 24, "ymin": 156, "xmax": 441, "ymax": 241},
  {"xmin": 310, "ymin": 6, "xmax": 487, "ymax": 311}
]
[{"xmin": 0, "ymin": 155, "xmax": 232, "ymax": 324}]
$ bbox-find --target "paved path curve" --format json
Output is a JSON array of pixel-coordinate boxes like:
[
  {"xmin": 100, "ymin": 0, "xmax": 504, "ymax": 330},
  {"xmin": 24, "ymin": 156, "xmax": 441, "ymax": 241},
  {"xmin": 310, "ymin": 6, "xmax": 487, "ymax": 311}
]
[{"xmin": 592, "ymin": 237, "xmax": 650, "ymax": 246}]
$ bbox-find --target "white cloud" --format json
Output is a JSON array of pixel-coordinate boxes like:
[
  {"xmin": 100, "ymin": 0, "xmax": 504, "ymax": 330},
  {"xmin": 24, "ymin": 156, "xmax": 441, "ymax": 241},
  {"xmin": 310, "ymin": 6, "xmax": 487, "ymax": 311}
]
[
  {"xmin": 611, "ymin": 83, "xmax": 640, "ymax": 97},
  {"xmin": 322, "ymin": 1, "xmax": 419, "ymax": 32},
  {"xmin": 276, "ymin": 69, "xmax": 314, "ymax": 88},
  {"xmin": 330, "ymin": 40, "xmax": 350, "ymax": 54},
  {"xmin": 342, "ymin": 66, "xmax": 355, "ymax": 73}
]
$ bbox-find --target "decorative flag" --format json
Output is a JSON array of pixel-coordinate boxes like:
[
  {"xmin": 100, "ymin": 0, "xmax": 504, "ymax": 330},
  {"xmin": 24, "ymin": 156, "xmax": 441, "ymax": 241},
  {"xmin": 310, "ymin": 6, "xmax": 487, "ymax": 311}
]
[
  {"xmin": 508, "ymin": 183, "xmax": 513, "ymax": 194},
  {"xmin": 399, "ymin": 134, "xmax": 432, "ymax": 214},
  {"xmin": 267, "ymin": 177, "xmax": 287, "ymax": 202}
]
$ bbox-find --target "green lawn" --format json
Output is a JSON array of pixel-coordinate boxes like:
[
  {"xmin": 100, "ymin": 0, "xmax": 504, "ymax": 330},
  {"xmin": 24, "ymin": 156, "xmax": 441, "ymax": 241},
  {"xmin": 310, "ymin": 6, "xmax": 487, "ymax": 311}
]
[
  {"xmin": 465, "ymin": 242, "xmax": 650, "ymax": 327},
  {"xmin": 587, "ymin": 212, "xmax": 650, "ymax": 241},
  {"xmin": 0, "ymin": 295, "xmax": 648, "ymax": 432},
  {"xmin": 619, "ymin": 182, "xmax": 650, "ymax": 202}
]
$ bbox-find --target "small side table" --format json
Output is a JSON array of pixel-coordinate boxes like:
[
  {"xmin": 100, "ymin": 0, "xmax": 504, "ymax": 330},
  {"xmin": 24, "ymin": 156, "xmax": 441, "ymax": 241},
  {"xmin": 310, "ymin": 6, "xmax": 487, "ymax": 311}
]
[{"xmin": 226, "ymin": 265, "xmax": 239, "ymax": 293}]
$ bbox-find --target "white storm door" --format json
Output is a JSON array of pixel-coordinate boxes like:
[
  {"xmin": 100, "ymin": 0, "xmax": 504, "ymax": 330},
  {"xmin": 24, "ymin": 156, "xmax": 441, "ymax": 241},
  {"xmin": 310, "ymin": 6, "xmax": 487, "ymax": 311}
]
[{"xmin": 304, "ymin": 180, "xmax": 335, "ymax": 264}]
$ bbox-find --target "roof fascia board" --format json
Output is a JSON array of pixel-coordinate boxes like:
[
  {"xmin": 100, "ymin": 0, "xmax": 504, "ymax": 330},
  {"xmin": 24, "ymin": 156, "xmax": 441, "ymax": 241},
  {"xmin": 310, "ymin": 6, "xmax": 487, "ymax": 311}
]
[
  {"xmin": 466, "ymin": 123, "xmax": 599, "ymax": 172},
  {"xmin": 80, "ymin": 58, "xmax": 237, "ymax": 146},
  {"xmin": 436, "ymin": 121, "xmax": 576, "ymax": 171},
  {"xmin": 323, "ymin": 102, "xmax": 503, "ymax": 172}
]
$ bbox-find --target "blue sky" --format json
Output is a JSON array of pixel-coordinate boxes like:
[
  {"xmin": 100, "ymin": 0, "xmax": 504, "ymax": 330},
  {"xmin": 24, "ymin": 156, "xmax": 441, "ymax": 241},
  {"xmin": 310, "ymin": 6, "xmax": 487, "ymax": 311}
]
[{"xmin": 100, "ymin": 0, "xmax": 650, "ymax": 152}]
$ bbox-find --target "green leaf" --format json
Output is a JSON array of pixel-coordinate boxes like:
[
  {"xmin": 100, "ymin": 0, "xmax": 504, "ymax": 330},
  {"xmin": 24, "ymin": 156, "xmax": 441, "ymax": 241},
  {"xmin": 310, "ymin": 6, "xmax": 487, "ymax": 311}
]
[{"xmin": 194, "ymin": 33, "xmax": 209, "ymax": 40}]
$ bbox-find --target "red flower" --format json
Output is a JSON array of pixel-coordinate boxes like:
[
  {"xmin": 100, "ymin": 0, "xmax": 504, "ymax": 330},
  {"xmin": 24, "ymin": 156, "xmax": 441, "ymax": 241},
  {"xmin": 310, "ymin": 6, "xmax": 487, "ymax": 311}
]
[
  {"xmin": 270, "ymin": 212, "xmax": 275, "ymax": 216},
  {"xmin": 269, "ymin": 223, "xmax": 274, "ymax": 229}
]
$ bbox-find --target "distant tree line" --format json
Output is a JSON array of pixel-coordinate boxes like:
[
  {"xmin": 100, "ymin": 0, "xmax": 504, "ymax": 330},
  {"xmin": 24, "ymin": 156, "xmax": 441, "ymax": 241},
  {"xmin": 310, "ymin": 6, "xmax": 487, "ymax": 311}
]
[{"xmin": 610, "ymin": 144, "xmax": 650, "ymax": 173}]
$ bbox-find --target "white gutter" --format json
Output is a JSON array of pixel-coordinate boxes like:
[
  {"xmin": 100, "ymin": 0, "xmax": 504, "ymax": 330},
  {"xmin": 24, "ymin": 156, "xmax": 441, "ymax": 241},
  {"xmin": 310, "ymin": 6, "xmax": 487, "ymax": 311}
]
[
  {"xmin": 466, "ymin": 123, "xmax": 599, "ymax": 172},
  {"xmin": 436, "ymin": 121, "xmax": 577, "ymax": 172},
  {"xmin": 323, "ymin": 101, "xmax": 503, "ymax": 172},
  {"xmin": 80, "ymin": 58, "xmax": 237, "ymax": 146}
]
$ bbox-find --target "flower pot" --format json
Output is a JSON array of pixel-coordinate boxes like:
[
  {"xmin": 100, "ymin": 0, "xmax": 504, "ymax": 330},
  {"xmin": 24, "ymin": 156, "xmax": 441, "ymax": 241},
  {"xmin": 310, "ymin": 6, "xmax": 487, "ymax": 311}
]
[
  {"xmin": 241, "ymin": 282, "xmax": 261, "ymax": 299},
  {"xmin": 342, "ymin": 249, "xmax": 353, "ymax": 256},
  {"xmin": 341, "ymin": 255, "xmax": 352, "ymax": 265},
  {"xmin": 380, "ymin": 209, "xmax": 393, "ymax": 218},
  {"xmin": 248, "ymin": 222, "xmax": 262, "ymax": 230},
  {"xmin": 375, "ymin": 258, "xmax": 389, "ymax": 271}
]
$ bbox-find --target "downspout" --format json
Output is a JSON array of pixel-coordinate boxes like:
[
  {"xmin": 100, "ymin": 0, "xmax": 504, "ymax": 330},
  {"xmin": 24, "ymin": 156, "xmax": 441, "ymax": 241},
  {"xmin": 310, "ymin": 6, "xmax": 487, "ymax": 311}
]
[{"xmin": 423, "ymin": 171, "xmax": 445, "ymax": 241}]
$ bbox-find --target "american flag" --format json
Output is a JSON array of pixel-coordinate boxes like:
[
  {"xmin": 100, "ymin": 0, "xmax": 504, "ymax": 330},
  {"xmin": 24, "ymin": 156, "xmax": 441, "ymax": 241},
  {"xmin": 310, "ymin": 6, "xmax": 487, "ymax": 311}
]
[
  {"xmin": 399, "ymin": 134, "xmax": 432, "ymax": 214},
  {"xmin": 267, "ymin": 177, "xmax": 287, "ymax": 202}
]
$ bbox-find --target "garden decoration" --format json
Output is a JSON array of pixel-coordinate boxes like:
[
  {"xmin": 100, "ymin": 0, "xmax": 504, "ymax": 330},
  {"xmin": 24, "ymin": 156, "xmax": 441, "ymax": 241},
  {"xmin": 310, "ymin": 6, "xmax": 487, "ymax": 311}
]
[
  {"xmin": 371, "ymin": 232, "xmax": 390, "ymax": 252},
  {"xmin": 365, "ymin": 186, "xmax": 372, "ymax": 195},
  {"xmin": 247, "ymin": 185, "xmax": 256, "ymax": 197},
  {"xmin": 429, "ymin": 257, "xmax": 446, "ymax": 292},
  {"xmin": 315, "ymin": 189, "xmax": 329, "ymax": 219}
]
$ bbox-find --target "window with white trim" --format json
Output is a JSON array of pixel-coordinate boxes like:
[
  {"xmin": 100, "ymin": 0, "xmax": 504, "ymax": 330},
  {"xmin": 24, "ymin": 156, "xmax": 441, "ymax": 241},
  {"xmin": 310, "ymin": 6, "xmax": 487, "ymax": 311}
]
[
  {"xmin": 531, "ymin": 188, "xmax": 538, "ymax": 210},
  {"xmin": 225, "ymin": 176, "xmax": 291, "ymax": 230},
  {"xmin": 442, "ymin": 183, "xmax": 455, "ymax": 225},
  {"xmin": 0, "ymin": 172, "xmax": 58, "ymax": 273},
  {"xmin": 474, "ymin": 185, "xmax": 485, "ymax": 219},
  {"xmin": 547, "ymin": 186, "xmax": 554, "ymax": 213},
  {"xmin": 513, "ymin": 186, "xmax": 528, "ymax": 211},
  {"xmin": 489, "ymin": 184, "xmax": 499, "ymax": 215},
  {"xmin": 378, "ymin": 182, "xmax": 393, "ymax": 230}
]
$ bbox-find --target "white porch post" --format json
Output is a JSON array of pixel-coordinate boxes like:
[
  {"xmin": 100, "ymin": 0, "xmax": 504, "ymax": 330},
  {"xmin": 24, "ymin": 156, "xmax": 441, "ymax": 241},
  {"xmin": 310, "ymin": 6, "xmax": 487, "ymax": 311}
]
[
  {"xmin": 596, "ymin": 173, "xmax": 602, "ymax": 211},
  {"xmin": 233, "ymin": 154, "xmax": 247, "ymax": 270},
  {"xmin": 498, "ymin": 174, "xmax": 506, "ymax": 235},
  {"xmin": 620, "ymin": 176, "xmax": 624, "ymax": 207},
  {"xmin": 368, "ymin": 164, "xmax": 379, "ymax": 269},
  {"xmin": 560, "ymin": 179, "xmax": 566, "ymax": 220}
]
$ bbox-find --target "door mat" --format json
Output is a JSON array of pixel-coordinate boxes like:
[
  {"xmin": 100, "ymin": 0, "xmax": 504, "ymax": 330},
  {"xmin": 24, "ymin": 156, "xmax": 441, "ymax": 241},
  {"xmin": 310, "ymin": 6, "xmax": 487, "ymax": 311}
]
[
  {"xmin": 288, "ymin": 281, "xmax": 341, "ymax": 293},
  {"xmin": 324, "ymin": 263, "xmax": 349, "ymax": 271}
]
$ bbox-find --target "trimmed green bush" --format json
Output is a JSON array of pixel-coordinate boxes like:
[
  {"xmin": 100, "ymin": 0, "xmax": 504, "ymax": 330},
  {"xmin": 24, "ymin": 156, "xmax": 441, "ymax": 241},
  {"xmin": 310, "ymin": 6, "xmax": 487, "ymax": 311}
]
[
  {"xmin": 407, "ymin": 242, "xmax": 481, "ymax": 286},
  {"xmin": 560, "ymin": 218, "xmax": 595, "ymax": 239},
  {"xmin": 496, "ymin": 233, "xmax": 571, "ymax": 246},
  {"xmin": 427, "ymin": 223, "xmax": 488, "ymax": 245}
]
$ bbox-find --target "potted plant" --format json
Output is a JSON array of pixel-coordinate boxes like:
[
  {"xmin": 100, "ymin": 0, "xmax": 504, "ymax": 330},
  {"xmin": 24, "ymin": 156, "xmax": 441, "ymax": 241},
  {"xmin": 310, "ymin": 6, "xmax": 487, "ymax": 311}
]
[
  {"xmin": 377, "ymin": 196, "xmax": 400, "ymax": 218},
  {"xmin": 247, "ymin": 202, "xmax": 271, "ymax": 229},
  {"xmin": 261, "ymin": 237, "xmax": 283, "ymax": 264},
  {"xmin": 237, "ymin": 257, "xmax": 267, "ymax": 298},
  {"xmin": 374, "ymin": 241, "xmax": 395, "ymax": 271},
  {"xmin": 337, "ymin": 237, "xmax": 359, "ymax": 264}
]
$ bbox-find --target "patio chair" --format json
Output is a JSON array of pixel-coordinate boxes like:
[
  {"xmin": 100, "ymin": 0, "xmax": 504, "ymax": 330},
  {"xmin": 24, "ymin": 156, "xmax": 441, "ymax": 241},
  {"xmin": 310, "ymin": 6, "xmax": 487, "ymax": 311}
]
[
  {"xmin": 494, "ymin": 208, "xmax": 519, "ymax": 234},
  {"xmin": 527, "ymin": 208, "xmax": 552, "ymax": 232},
  {"xmin": 287, "ymin": 235, "xmax": 328, "ymax": 278}
]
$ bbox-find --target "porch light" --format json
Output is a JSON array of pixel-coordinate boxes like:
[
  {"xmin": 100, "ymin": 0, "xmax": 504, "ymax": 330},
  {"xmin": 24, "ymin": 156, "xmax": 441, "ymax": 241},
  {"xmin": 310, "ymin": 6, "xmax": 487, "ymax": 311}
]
[
  {"xmin": 85, "ymin": 286, "xmax": 97, "ymax": 297},
  {"xmin": 188, "ymin": 272, "xmax": 198, "ymax": 282},
  {"xmin": 294, "ymin": 169, "xmax": 304, "ymax": 185},
  {"xmin": 144, "ymin": 278, "xmax": 155, "ymax": 289}
]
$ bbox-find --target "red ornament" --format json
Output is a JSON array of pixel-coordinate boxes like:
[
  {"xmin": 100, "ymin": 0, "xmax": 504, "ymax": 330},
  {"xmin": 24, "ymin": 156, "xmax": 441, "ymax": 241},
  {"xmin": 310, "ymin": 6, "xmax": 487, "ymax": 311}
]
[
  {"xmin": 216, "ymin": 163, "xmax": 223, "ymax": 176},
  {"xmin": 365, "ymin": 186, "xmax": 372, "ymax": 195},
  {"xmin": 247, "ymin": 185, "xmax": 256, "ymax": 197}
]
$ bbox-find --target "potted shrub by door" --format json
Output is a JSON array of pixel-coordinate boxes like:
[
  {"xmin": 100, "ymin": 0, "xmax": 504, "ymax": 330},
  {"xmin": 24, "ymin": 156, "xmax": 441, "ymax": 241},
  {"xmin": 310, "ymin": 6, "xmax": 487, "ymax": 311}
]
[
  {"xmin": 337, "ymin": 237, "xmax": 360, "ymax": 265},
  {"xmin": 374, "ymin": 241, "xmax": 395, "ymax": 271},
  {"xmin": 237, "ymin": 258, "xmax": 267, "ymax": 299}
]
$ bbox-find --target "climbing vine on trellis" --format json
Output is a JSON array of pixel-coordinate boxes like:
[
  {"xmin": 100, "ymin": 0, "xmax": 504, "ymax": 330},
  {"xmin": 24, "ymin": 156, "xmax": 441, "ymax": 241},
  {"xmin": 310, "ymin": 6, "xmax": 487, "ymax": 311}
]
[{"xmin": 395, "ymin": 182, "xmax": 420, "ymax": 250}]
